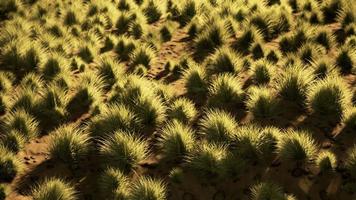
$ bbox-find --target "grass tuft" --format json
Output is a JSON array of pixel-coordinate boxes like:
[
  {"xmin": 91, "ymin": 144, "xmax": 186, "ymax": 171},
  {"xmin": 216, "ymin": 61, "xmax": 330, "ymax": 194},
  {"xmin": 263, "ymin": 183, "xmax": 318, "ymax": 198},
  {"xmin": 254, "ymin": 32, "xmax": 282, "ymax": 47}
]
[
  {"xmin": 100, "ymin": 130, "xmax": 149, "ymax": 173},
  {"xmin": 32, "ymin": 178, "xmax": 77, "ymax": 200}
]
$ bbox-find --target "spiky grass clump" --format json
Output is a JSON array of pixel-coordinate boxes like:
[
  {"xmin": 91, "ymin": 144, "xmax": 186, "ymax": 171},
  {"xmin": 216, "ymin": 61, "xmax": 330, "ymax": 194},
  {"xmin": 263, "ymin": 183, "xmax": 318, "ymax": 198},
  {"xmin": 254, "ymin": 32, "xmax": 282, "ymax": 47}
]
[
  {"xmin": 114, "ymin": 36, "xmax": 137, "ymax": 61},
  {"xmin": 99, "ymin": 168, "xmax": 129, "ymax": 200},
  {"xmin": 33, "ymin": 85, "xmax": 68, "ymax": 131},
  {"xmin": 279, "ymin": 25, "xmax": 311, "ymax": 54},
  {"xmin": 100, "ymin": 131, "xmax": 149, "ymax": 173},
  {"xmin": 277, "ymin": 130, "xmax": 318, "ymax": 167},
  {"xmin": 321, "ymin": 0, "xmax": 344, "ymax": 24},
  {"xmin": 3, "ymin": 109, "xmax": 39, "ymax": 140},
  {"xmin": 313, "ymin": 28, "xmax": 335, "ymax": 51},
  {"xmin": 316, "ymin": 151, "xmax": 337, "ymax": 173},
  {"xmin": 251, "ymin": 59, "xmax": 275, "ymax": 85},
  {"xmin": 250, "ymin": 182, "xmax": 289, "ymax": 200},
  {"xmin": 207, "ymin": 74, "xmax": 244, "ymax": 109},
  {"xmin": 66, "ymin": 74, "xmax": 104, "ymax": 118},
  {"xmin": 232, "ymin": 27, "xmax": 263, "ymax": 55},
  {"xmin": 39, "ymin": 53, "xmax": 70, "ymax": 81},
  {"xmin": 31, "ymin": 178, "xmax": 77, "ymax": 200},
  {"xmin": 115, "ymin": 11, "xmax": 135, "ymax": 35},
  {"xmin": 0, "ymin": 145, "xmax": 23, "ymax": 182},
  {"xmin": 143, "ymin": 0, "xmax": 164, "ymax": 24},
  {"xmin": 167, "ymin": 98, "xmax": 197, "ymax": 124},
  {"xmin": 49, "ymin": 124, "xmax": 91, "ymax": 167},
  {"xmin": 310, "ymin": 58, "xmax": 338, "ymax": 79},
  {"xmin": 20, "ymin": 72, "xmax": 44, "ymax": 92},
  {"xmin": 233, "ymin": 125, "xmax": 278, "ymax": 161},
  {"xmin": 88, "ymin": 104, "xmax": 141, "ymax": 138},
  {"xmin": 307, "ymin": 76, "xmax": 352, "ymax": 121},
  {"xmin": 129, "ymin": 176, "xmax": 167, "ymax": 200},
  {"xmin": 97, "ymin": 56, "xmax": 125, "ymax": 89},
  {"xmin": 186, "ymin": 142, "xmax": 228, "ymax": 179},
  {"xmin": 205, "ymin": 46, "xmax": 242, "ymax": 75},
  {"xmin": 194, "ymin": 20, "xmax": 230, "ymax": 60},
  {"xmin": 246, "ymin": 86, "xmax": 279, "ymax": 119},
  {"xmin": 182, "ymin": 62, "xmax": 209, "ymax": 99},
  {"xmin": 158, "ymin": 121, "xmax": 195, "ymax": 162},
  {"xmin": 344, "ymin": 107, "xmax": 356, "ymax": 130},
  {"xmin": 335, "ymin": 46, "xmax": 355, "ymax": 74},
  {"xmin": 0, "ymin": 130, "xmax": 25, "ymax": 153},
  {"xmin": 199, "ymin": 109, "xmax": 237, "ymax": 144},
  {"xmin": 129, "ymin": 45, "xmax": 157, "ymax": 70},
  {"xmin": 276, "ymin": 64, "xmax": 314, "ymax": 104},
  {"xmin": 298, "ymin": 43, "xmax": 326, "ymax": 65},
  {"xmin": 77, "ymin": 43, "xmax": 97, "ymax": 64},
  {"xmin": 249, "ymin": 12, "xmax": 274, "ymax": 41}
]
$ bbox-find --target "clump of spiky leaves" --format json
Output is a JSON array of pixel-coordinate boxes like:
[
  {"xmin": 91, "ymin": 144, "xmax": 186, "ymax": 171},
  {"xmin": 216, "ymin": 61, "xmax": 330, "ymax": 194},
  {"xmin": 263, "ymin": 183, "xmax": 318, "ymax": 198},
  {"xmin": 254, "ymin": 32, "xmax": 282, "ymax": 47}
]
[
  {"xmin": 248, "ymin": 12, "xmax": 274, "ymax": 41},
  {"xmin": 31, "ymin": 178, "xmax": 77, "ymax": 200},
  {"xmin": 232, "ymin": 125, "xmax": 278, "ymax": 162},
  {"xmin": 77, "ymin": 43, "xmax": 97, "ymax": 64},
  {"xmin": 205, "ymin": 46, "xmax": 242, "ymax": 75},
  {"xmin": 276, "ymin": 64, "xmax": 314, "ymax": 105},
  {"xmin": 250, "ymin": 41, "xmax": 265, "ymax": 60},
  {"xmin": 316, "ymin": 151, "xmax": 337, "ymax": 174},
  {"xmin": 232, "ymin": 26, "xmax": 263, "ymax": 55},
  {"xmin": 186, "ymin": 142, "xmax": 228, "ymax": 179},
  {"xmin": 115, "ymin": 36, "xmax": 137, "ymax": 61},
  {"xmin": 33, "ymin": 84, "xmax": 68, "ymax": 131},
  {"xmin": 321, "ymin": 0, "xmax": 345, "ymax": 24},
  {"xmin": 335, "ymin": 46, "xmax": 355, "ymax": 74},
  {"xmin": 88, "ymin": 103, "xmax": 141, "ymax": 138},
  {"xmin": 99, "ymin": 168, "xmax": 129, "ymax": 200},
  {"xmin": 307, "ymin": 76, "xmax": 352, "ymax": 121},
  {"xmin": 48, "ymin": 124, "xmax": 91, "ymax": 168},
  {"xmin": 246, "ymin": 86, "xmax": 279, "ymax": 119},
  {"xmin": 158, "ymin": 121, "xmax": 195, "ymax": 162},
  {"xmin": 182, "ymin": 62, "xmax": 209, "ymax": 99},
  {"xmin": 160, "ymin": 21, "xmax": 178, "ymax": 42},
  {"xmin": 250, "ymin": 182, "xmax": 291, "ymax": 200},
  {"xmin": 194, "ymin": 20, "xmax": 230, "ymax": 60},
  {"xmin": 313, "ymin": 28, "xmax": 335, "ymax": 51},
  {"xmin": 251, "ymin": 59, "xmax": 275, "ymax": 85},
  {"xmin": 277, "ymin": 130, "xmax": 318, "ymax": 167},
  {"xmin": 298, "ymin": 43, "xmax": 326, "ymax": 65},
  {"xmin": 0, "ymin": 130, "xmax": 25, "ymax": 153},
  {"xmin": 66, "ymin": 73, "xmax": 104, "ymax": 118},
  {"xmin": 344, "ymin": 107, "xmax": 356, "ymax": 130},
  {"xmin": 20, "ymin": 72, "xmax": 44, "ymax": 92},
  {"xmin": 97, "ymin": 55, "xmax": 125, "ymax": 89},
  {"xmin": 310, "ymin": 58, "xmax": 338, "ymax": 79},
  {"xmin": 131, "ymin": 93, "xmax": 166, "ymax": 128},
  {"xmin": 0, "ymin": 145, "xmax": 23, "ymax": 182},
  {"xmin": 10, "ymin": 87, "xmax": 38, "ymax": 112},
  {"xmin": 100, "ymin": 131, "xmax": 149, "ymax": 173},
  {"xmin": 0, "ymin": 38, "xmax": 45, "ymax": 78},
  {"xmin": 115, "ymin": 11, "xmax": 135, "ymax": 35},
  {"xmin": 2, "ymin": 109, "xmax": 39, "ymax": 140},
  {"xmin": 207, "ymin": 74, "xmax": 244, "ymax": 109},
  {"xmin": 279, "ymin": 25, "xmax": 311, "ymax": 54},
  {"xmin": 199, "ymin": 109, "xmax": 237, "ymax": 144},
  {"xmin": 129, "ymin": 176, "xmax": 167, "ymax": 200},
  {"xmin": 143, "ymin": 0, "xmax": 164, "ymax": 24},
  {"xmin": 129, "ymin": 44, "xmax": 157, "ymax": 71},
  {"xmin": 39, "ymin": 53, "xmax": 70, "ymax": 81},
  {"xmin": 167, "ymin": 98, "xmax": 197, "ymax": 124}
]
